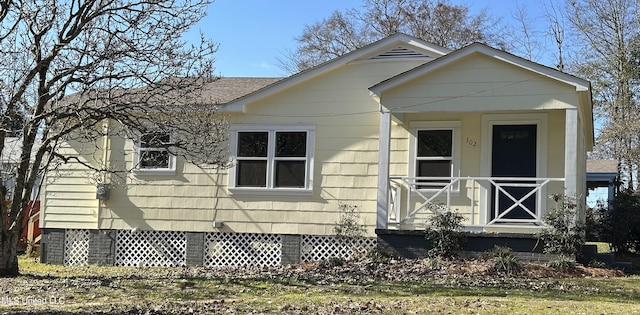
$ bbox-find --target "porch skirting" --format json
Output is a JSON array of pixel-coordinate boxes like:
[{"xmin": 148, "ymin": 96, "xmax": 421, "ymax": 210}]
[
  {"xmin": 376, "ymin": 229, "xmax": 556, "ymax": 262},
  {"xmin": 40, "ymin": 228, "xmax": 556, "ymax": 266},
  {"xmin": 40, "ymin": 229, "xmax": 376, "ymax": 267}
]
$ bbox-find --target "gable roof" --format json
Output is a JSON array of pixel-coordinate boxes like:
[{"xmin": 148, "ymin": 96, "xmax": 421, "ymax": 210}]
[
  {"xmin": 224, "ymin": 33, "xmax": 451, "ymax": 112},
  {"xmin": 369, "ymin": 42, "xmax": 591, "ymax": 96},
  {"xmin": 368, "ymin": 42, "xmax": 594, "ymax": 149}
]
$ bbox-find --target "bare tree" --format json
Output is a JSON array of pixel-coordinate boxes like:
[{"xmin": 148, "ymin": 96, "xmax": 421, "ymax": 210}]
[
  {"xmin": 544, "ymin": 0, "xmax": 567, "ymax": 71},
  {"xmin": 0, "ymin": 0, "xmax": 227, "ymax": 276},
  {"xmin": 505, "ymin": 2, "xmax": 544, "ymax": 62},
  {"xmin": 279, "ymin": 0, "xmax": 502, "ymax": 73},
  {"xmin": 567, "ymin": 0, "xmax": 640, "ymax": 189}
]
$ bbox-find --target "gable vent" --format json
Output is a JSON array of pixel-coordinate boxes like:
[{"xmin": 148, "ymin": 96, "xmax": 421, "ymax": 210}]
[{"xmin": 370, "ymin": 46, "xmax": 433, "ymax": 60}]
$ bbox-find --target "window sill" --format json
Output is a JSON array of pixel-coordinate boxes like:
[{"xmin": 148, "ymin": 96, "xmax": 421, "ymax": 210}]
[
  {"xmin": 228, "ymin": 187, "xmax": 313, "ymax": 196},
  {"xmin": 132, "ymin": 168, "xmax": 176, "ymax": 176}
]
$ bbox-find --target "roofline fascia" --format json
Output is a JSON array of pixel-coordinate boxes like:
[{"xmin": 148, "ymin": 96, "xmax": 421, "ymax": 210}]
[{"xmin": 369, "ymin": 43, "xmax": 591, "ymax": 97}]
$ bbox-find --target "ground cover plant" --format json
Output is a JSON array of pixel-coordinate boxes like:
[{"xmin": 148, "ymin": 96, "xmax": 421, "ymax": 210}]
[{"xmin": 0, "ymin": 255, "xmax": 637, "ymax": 314}]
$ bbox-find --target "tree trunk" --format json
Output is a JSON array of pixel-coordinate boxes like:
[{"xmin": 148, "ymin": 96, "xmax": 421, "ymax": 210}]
[{"xmin": 0, "ymin": 229, "xmax": 20, "ymax": 277}]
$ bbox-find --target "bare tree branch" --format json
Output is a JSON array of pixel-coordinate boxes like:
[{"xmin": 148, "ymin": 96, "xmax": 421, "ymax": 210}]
[{"xmin": 0, "ymin": 0, "xmax": 224, "ymax": 276}]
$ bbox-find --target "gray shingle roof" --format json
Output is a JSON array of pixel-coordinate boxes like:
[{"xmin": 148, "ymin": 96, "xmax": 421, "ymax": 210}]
[
  {"xmin": 201, "ymin": 77, "xmax": 283, "ymax": 104},
  {"xmin": 586, "ymin": 159, "xmax": 618, "ymax": 174}
]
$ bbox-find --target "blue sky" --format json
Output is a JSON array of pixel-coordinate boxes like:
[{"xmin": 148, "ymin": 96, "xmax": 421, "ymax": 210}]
[{"xmin": 194, "ymin": 0, "xmax": 548, "ymax": 77}]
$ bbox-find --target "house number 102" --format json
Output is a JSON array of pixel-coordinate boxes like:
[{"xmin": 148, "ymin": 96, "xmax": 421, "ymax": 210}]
[{"xmin": 465, "ymin": 137, "xmax": 477, "ymax": 147}]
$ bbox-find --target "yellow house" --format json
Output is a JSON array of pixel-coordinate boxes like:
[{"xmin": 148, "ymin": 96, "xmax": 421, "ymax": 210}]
[{"xmin": 40, "ymin": 34, "xmax": 593, "ymax": 266}]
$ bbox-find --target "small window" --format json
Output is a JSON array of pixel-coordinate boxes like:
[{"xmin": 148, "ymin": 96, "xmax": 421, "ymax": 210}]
[
  {"xmin": 236, "ymin": 132, "xmax": 268, "ymax": 187},
  {"xmin": 410, "ymin": 122, "xmax": 460, "ymax": 191},
  {"xmin": 230, "ymin": 126, "xmax": 314, "ymax": 194},
  {"xmin": 134, "ymin": 132, "xmax": 175, "ymax": 173},
  {"xmin": 416, "ymin": 130, "xmax": 453, "ymax": 188}
]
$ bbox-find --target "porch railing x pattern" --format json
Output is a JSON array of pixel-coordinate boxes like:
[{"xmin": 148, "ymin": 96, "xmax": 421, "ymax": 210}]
[{"xmin": 388, "ymin": 176, "xmax": 565, "ymax": 227}]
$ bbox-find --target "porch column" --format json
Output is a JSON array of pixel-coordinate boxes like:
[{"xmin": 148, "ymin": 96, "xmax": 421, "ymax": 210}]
[
  {"xmin": 564, "ymin": 108, "xmax": 578, "ymax": 197},
  {"xmin": 377, "ymin": 110, "xmax": 391, "ymax": 229}
]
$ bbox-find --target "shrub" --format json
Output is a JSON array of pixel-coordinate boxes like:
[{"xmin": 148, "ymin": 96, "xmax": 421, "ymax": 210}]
[
  {"xmin": 485, "ymin": 246, "xmax": 523, "ymax": 275},
  {"xmin": 333, "ymin": 203, "xmax": 366, "ymax": 240},
  {"xmin": 424, "ymin": 210, "xmax": 466, "ymax": 258},
  {"xmin": 599, "ymin": 189, "xmax": 640, "ymax": 253},
  {"xmin": 547, "ymin": 255, "xmax": 576, "ymax": 272},
  {"xmin": 538, "ymin": 194, "xmax": 585, "ymax": 257},
  {"xmin": 585, "ymin": 201, "xmax": 608, "ymax": 242},
  {"xmin": 587, "ymin": 259, "xmax": 608, "ymax": 268}
]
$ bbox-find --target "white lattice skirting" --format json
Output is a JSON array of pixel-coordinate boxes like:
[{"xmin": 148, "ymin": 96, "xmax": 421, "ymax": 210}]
[
  {"xmin": 60, "ymin": 229, "xmax": 377, "ymax": 267},
  {"xmin": 300, "ymin": 235, "xmax": 377, "ymax": 262},
  {"xmin": 115, "ymin": 230, "xmax": 187, "ymax": 267},
  {"xmin": 205, "ymin": 232, "xmax": 282, "ymax": 267},
  {"xmin": 64, "ymin": 229, "xmax": 90, "ymax": 266}
]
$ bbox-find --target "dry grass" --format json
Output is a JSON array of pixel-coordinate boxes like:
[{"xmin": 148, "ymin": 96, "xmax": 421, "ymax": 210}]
[{"xmin": 0, "ymin": 255, "xmax": 636, "ymax": 314}]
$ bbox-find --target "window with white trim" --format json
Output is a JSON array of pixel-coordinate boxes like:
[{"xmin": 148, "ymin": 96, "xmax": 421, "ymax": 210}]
[
  {"xmin": 134, "ymin": 133, "xmax": 176, "ymax": 173},
  {"xmin": 410, "ymin": 121, "xmax": 460, "ymax": 190},
  {"xmin": 230, "ymin": 126, "xmax": 314, "ymax": 194}
]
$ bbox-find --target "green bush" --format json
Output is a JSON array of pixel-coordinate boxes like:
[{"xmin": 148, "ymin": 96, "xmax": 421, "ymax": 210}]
[
  {"xmin": 484, "ymin": 246, "xmax": 523, "ymax": 275},
  {"xmin": 547, "ymin": 255, "xmax": 576, "ymax": 272},
  {"xmin": 333, "ymin": 203, "xmax": 366, "ymax": 240},
  {"xmin": 599, "ymin": 189, "xmax": 640, "ymax": 253},
  {"xmin": 538, "ymin": 194, "xmax": 585, "ymax": 257},
  {"xmin": 424, "ymin": 210, "xmax": 466, "ymax": 258}
]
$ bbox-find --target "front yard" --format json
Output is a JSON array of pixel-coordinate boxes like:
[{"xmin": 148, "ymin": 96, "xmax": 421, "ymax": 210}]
[{"xmin": 0, "ymin": 255, "xmax": 638, "ymax": 314}]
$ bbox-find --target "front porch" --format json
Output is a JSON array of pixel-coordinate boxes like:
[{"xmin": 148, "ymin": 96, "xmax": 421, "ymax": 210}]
[
  {"xmin": 373, "ymin": 109, "xmax": 582, "ymax": 234},
  {"xmin": 386, "ymin": 176, "xmax": 565, "ymax": 231},
  {"xmin": 367, "ymin": 42, "xmax": 592, "ymax": 237}
]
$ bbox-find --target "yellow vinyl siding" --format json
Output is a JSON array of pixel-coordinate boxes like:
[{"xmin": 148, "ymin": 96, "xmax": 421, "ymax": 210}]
[
  {"xmin": 91, "ymin": 59, "xmax": 430, "ymax": 236},
  {"xmin": 380, "ymin": 54, "xmax": 580, "ymax": 112},
  {"xmin": 41, "ymin": 142, "xmax": 99, "ymax": 229}
]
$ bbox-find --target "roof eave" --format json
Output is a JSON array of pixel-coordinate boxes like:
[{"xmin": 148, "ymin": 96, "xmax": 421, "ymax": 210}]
[{"xmin": 369, "ymin": 43, "xmax": 591, "ymax": 96}]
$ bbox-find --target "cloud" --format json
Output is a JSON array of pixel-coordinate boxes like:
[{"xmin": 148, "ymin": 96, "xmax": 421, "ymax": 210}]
[{"xmin": 252, "ymin": 61, "xmax": 272, "ymax": 69}]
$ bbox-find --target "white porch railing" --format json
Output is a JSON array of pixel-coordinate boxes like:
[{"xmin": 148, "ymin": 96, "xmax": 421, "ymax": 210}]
[{"xmin": 388, "ymin": 176, "xmax": 565, "ymax": 228}]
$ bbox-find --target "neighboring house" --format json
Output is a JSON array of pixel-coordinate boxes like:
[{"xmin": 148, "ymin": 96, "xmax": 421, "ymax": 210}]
[
  {"xmin": 586, "ymin": 159, "xmax": 618, "ymax": 210},
  {"xmin": 40, "ymin": 33, "xmax": 594, "ymax": 266},
  {"xmin": 2, "ymin": 137, "xmax": 42, "ymax": 252}
]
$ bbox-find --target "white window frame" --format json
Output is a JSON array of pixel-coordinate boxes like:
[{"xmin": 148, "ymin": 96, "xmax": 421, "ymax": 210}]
[
  {"xmin": 132, "ymin": 132, "xmax": 176, "ymax": 175},
  {"xmin": 228, "ymin": 125, "xmax": 315, "ymax": 195},
  {"xmin": 409, "ymin": 121, "xmax": 461, "ymax": 192}
]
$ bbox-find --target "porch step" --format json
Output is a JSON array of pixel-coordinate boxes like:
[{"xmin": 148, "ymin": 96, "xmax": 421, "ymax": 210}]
[
  {"xmin": 579, "ymin": 244, "xmax": 633, "ymax": 273},
  {"xmin": 581, "ymin": 244, "xmax": 598, "ymax": 257}
]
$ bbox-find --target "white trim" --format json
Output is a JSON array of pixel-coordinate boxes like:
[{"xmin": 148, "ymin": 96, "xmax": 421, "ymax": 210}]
[
  {"xmin": 132, "ymin": 132, "xmax": 176, "ymax": 176},
  {"xmin": 408, "ymin": 121, "xmax": 462, "ymax": 193},
  {"xmin": 369, "ymin": 43, "xmax": 590, "ymax": 97},
  {"xmin": 377, "ymin": 111, "xmax": 392, "ymax": 229},
  {"xmin": 228, "ymin": 124, "xmax": 315, "ymax": 195},
  {"xmin": 565, "ymin": 108, "xmax": 578, "ymax": 197},
  {"xmin": 480, "ymin": 113, "xmax": 548, "ymax": 224}
]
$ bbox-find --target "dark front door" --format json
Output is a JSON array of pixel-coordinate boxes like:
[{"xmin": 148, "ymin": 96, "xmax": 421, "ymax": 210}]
[{"xmin": 490, "ymin": 124, "xmax": 537, "ymax": 220}]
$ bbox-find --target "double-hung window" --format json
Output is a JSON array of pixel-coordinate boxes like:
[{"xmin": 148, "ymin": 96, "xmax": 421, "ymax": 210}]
[
  {"xmin": 134, "ymin": 132, "xmax": 176, "ymax": 174},
  {"xmin": 410, "ymin": 121, "xmax": 460, "ymax": 190},
  {"xmin": 230, "ymin": 125, "xmax": 314, "ymax": 194}
]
